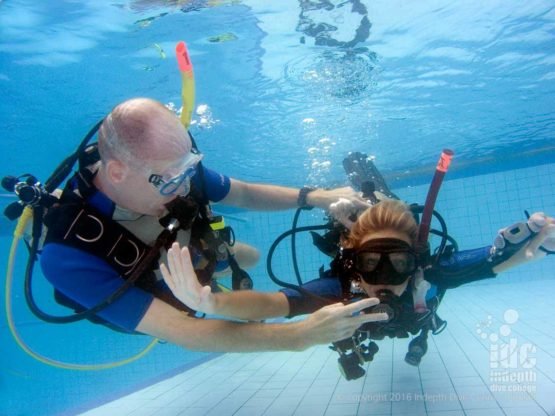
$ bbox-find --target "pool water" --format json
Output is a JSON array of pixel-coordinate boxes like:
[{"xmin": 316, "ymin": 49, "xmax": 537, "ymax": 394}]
[{"xmin": 1, "ymin": 1, "xmax": 554, "ymax": 415}]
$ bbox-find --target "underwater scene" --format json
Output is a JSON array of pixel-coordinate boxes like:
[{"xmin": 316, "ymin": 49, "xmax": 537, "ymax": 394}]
[{"xmin": 1, "ymin": 1, "xmax": 554, "ymax": 415}]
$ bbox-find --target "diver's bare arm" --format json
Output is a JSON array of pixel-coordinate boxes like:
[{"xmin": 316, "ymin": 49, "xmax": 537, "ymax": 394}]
[
  {"xmin": 161, "ymin": 243, "xmax": 288, "ymax": 320},
  {"xmin": 212, "ymin": 291, "xmax": 290, "ymax": 320},
  {"xmin": 221, "ymin": 179, "xmax": 300, "ymax": 210},
  {"xmin": 136, "ymin": 297, "xmax": 387, "ymax": 353},
  {"xmin": 222, "ymin": 179, "xmax": 368, "ymax": 211}
]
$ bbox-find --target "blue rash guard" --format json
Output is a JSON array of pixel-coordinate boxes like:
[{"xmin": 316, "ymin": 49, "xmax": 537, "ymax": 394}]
[{"xmin": 40, "ymin": 166, "xmax": 231, "ymax": 332}]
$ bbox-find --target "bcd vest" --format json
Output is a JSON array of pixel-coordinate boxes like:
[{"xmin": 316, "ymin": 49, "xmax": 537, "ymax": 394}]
[{"xmin": 43, "ymin": 166, "xmax": 228, "ymax": 324}]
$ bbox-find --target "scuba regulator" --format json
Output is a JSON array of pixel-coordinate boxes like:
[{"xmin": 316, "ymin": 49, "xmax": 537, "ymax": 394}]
[{"xmin": 2, "ymin": 174, "xmax": 59, "ymax": 220}]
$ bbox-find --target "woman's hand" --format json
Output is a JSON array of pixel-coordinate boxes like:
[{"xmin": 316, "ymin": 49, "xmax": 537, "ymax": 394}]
[
  {"xmin": 302, "ymin": 297, "xmax": 389, "ymax": 345},
  {"xmin": 492, "ymin": 212, "xmax": 555, "ymax": 273},
  {"xmin": 525, "ymin": 212, "xmax": 555, "ymax": 256}
]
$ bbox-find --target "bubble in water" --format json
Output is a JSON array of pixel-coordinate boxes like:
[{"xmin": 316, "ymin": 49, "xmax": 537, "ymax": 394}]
[
  {"xmin": 196, "ymin": 104, "xmax": 208, "ymax": 115},
  {"xmin": 307, "ymin": 147, "xmax": 318, "ymax": 154},
  {"xmin": 195, "ymin": 104, "xmax": 218, "ymax": 129},
  {"xmin": 284, "ymin": 49, "xmax": 380, "ymax": 104}
]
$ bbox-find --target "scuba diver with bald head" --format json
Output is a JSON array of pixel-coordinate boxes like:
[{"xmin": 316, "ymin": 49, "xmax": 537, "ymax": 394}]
[
  {"xmin": 3, "ymin": 40, "xmax": 389, "ymax": 361},
  {"xmin": 4, "ymin": 97, "xmax": 390, "ymax": 353}
]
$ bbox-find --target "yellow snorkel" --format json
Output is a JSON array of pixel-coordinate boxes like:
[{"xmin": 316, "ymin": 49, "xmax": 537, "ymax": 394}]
[
  {"xmin": 175, "ymin": 41, "xmax": 195, "ymax": 129},
  {"xmin": 174, "ymin": 42, "xmax": 233, "ymax": 292}
]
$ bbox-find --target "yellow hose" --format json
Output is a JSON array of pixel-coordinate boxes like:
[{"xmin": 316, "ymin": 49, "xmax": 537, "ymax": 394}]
[{"xmin": 5, "ymin": 207, "xmax": 160, "ymax": 370}]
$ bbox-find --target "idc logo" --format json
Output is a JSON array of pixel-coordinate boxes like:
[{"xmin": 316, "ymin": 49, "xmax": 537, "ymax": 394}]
[{"xmin": 476, "ymin": 309, "xmax": 537, "ymax": 395}]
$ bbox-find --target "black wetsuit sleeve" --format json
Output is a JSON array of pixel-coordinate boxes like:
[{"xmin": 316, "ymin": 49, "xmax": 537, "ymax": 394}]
[
  {"xmin": 425, "ymin": 245, "xmax": 497, "ymax": 290},
  {"xmin": 280, "ymin": 275, "xmax": 342, "ymax": 317}
]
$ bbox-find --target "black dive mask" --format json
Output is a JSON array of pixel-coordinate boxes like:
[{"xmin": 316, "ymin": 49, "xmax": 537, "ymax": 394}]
[{"xmin": 352, "ymin": 238, "xmax": 417, "ymax": 285}]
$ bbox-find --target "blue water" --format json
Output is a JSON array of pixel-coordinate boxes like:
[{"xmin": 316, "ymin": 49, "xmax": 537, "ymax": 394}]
[{"xmin": 1, "ymin": 1, "xmax": 554, "ymax": 415}]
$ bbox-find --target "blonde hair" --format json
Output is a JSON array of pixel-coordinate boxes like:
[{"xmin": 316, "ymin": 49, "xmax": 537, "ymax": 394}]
[
  {"xmin": 342, "ymin": 199, "xmax": 418, "ymax": 249},
  {"xmin": 98, "ymin": 98, "xmax": 191, "ymax": 165}
]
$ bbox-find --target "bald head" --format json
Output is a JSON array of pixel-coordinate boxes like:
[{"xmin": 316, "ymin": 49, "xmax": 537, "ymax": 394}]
[{"xmin": 98, "ymin": 98, "xmax": 191, "ymax": 165}]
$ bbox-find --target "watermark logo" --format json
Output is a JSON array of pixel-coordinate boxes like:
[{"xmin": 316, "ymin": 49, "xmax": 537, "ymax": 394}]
[{"xmin": 476, "ymin": 309, "xmax": 537, "ymax": 394}]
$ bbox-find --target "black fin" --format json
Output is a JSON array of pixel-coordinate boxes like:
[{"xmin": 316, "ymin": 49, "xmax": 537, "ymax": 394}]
[{"xmin": 343, "ymin": 152, "xmax": 399, "ymax": 200}]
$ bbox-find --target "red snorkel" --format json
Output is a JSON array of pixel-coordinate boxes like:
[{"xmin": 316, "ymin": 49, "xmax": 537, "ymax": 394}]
[
  {"xmin": 413, "ymin": 149, "xmax": 454, "ymax": 313},
  {"xmin": 416, "ymin": 149, "xmax": 454, "ymax": 256}
]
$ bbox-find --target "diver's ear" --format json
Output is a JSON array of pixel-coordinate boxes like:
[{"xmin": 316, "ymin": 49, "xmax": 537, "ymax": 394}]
[{"xmin": 105, "ymin": 159, "xmax": 129, "ymax": 184}]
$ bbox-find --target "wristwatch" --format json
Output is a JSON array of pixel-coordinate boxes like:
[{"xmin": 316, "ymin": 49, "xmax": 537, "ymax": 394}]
[{"xmin": 297, "ymin": 186, "xmax": 316, "ymax": 209}]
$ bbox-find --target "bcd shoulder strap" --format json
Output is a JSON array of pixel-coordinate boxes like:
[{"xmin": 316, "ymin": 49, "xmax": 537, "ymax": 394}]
[{"xmin": 44, "ymin": 202, "xmax": 156, "ymax": 278}]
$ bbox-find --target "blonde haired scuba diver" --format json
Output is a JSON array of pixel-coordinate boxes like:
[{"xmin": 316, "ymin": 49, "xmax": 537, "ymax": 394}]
[{"xmin": 162, "ymin": 198, "xmax": 554, "ymax": 378}]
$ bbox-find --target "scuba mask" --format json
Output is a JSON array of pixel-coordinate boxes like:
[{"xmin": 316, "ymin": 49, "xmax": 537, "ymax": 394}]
[
  {"xmin": 343, "ymin": 238, "xmax": 418, "ymax": 286},
  {"xmin": 148, "ymin": 151, "xmax": 203, "ymax": 197}
]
